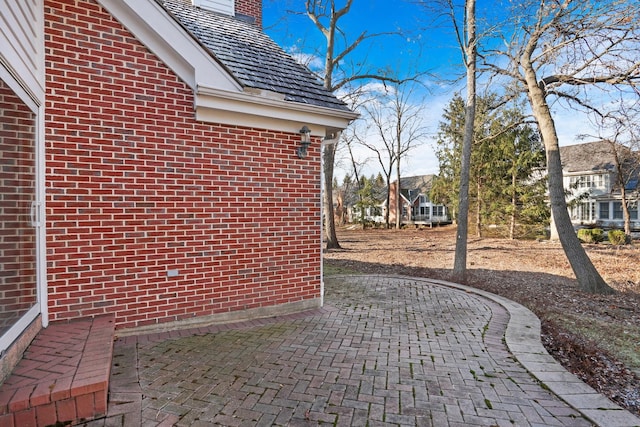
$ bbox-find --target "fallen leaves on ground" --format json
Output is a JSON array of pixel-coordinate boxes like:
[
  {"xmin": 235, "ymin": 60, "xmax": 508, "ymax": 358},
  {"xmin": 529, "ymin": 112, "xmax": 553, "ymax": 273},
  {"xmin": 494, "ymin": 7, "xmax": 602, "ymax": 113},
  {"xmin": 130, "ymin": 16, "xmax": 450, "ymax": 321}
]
[{"xmin": 325, "ymin": 225, "xmax": 640, "ymax": 416}]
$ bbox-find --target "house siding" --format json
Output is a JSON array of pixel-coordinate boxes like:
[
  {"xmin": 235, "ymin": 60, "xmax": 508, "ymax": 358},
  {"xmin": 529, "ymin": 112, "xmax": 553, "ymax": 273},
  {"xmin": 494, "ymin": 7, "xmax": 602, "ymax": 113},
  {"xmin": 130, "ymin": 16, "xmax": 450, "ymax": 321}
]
[
  {"xmin": 0, "ymin": 0, "xmax": 44, "ymax": 100},
  {"xmin": 44, "ymin": 0, "xmax": 321, "ymax": 330}
]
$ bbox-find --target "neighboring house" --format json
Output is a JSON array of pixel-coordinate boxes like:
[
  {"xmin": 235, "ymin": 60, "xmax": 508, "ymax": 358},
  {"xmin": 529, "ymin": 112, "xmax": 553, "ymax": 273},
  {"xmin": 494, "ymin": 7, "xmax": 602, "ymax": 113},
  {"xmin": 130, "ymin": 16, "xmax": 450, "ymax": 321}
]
[
  {"xmin": 560, "ymin": 141, "xmax": 640, "ymax": 230},
  {"xmin": 349, "ymin": 205, "xmax": 385, "ymax": 224},
  {"xmin": 1, "ymin": 0, "xmax": 356, "ymax": 385},
  {"xmin": 343, "ymin": 177, "xmax": 386, "ymax": 225},
  {"xmin": 387, "ymin": 175, "xmax": 450, "ymax": 226}
]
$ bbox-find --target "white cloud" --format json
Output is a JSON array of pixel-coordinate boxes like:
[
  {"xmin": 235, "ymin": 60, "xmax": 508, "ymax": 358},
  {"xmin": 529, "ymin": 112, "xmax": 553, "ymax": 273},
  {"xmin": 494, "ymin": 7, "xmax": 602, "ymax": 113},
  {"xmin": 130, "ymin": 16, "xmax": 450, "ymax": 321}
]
[{"xmin": 285, "ymin": 46, "xmax": 324, "ymax": 74}]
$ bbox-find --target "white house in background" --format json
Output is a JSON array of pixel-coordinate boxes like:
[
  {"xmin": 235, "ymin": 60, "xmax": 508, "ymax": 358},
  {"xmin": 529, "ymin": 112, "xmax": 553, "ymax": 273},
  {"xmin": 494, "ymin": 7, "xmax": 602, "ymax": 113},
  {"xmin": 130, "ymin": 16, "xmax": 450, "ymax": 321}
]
[{"xmin": 560, "ymin": 141, "xmax": 640, "ymax": 230}]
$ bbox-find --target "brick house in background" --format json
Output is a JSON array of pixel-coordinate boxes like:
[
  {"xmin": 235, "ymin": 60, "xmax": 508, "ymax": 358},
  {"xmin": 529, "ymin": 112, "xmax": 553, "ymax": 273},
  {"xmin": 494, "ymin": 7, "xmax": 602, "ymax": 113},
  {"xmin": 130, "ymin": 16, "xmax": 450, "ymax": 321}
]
[{"xmin": 1, "ymin": 0, "xmax": 356, "ymax": 384}]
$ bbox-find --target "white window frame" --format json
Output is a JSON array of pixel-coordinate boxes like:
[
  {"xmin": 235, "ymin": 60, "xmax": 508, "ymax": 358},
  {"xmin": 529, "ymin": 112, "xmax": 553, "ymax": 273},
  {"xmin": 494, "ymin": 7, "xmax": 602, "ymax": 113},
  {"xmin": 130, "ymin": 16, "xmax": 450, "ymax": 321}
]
[{"xmin": 0, "ymin": 63, "xmax": 47, "ymax": 355}]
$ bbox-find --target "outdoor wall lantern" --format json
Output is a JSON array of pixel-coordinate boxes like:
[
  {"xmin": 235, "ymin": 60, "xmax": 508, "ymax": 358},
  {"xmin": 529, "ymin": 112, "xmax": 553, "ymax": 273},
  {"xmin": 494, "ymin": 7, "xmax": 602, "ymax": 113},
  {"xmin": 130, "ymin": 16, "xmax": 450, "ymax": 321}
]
[{"xmin": 297, "ymin": 125, "xmax": 312, "ymax": 158}]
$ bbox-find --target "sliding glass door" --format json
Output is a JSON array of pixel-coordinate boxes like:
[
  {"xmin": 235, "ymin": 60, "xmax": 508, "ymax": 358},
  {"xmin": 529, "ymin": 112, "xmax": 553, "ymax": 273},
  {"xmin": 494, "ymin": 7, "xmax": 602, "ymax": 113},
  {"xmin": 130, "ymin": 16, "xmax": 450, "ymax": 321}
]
[{"xmin": 0, "ymin": 71, "xmax": 43, "ymax": 352}]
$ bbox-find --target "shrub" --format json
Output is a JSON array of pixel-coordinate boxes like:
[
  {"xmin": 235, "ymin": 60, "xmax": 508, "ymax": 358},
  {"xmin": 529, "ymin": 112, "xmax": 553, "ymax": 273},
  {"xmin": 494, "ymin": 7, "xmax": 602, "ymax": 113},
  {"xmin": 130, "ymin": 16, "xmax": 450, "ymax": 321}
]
[
  {"xmin": 577, "ymin": 228, "xmax": 604, "ymax": 243},
  {"xmin": 608, "ymin": 230, "xmax": 629, "ymax": 245}
]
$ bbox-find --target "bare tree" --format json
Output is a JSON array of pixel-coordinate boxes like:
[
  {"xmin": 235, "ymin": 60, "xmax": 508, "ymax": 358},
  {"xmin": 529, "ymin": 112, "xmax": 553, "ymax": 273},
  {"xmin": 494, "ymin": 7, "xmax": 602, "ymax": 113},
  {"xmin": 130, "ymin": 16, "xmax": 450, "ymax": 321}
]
[
  {"xmin": 306, "ymin": 0, "xmax": 405, "ymax": 248},
  {"xmin": 357, "ymin": 87, "xmax": 397, "ymax": 228},
  {"xmin": 336, "ymin": 88, "xmax": 377, "ymax": 227},
  {"xmin": 485, "ymin": 0, "xmax": 640, "ymax": 293},
  {"xmin": 452, "ymin": 0, "xmax": 477, "ymax": 282},
  {"xmin": 606, "ymin": 140, "xmax": 639, "ymax": 236},
  {"xmin": 356, "ymin": 81, "xmax": 428, "ymax": 229},
  {"xmin": 340, "ymin": 123, "xmax": 368, "ymax": 223},
  {"xmin": 594, "ymin": 98, "xmax": 640, "ymax": 235}
]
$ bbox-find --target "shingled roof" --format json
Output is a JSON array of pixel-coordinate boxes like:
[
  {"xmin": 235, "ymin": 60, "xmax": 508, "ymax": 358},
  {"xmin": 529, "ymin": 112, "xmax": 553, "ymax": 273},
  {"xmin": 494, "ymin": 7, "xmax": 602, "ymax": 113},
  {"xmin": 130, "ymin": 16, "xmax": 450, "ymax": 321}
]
[
  {"xmin": 397, "ymin": 175, "xmax": 436, "ymax": 202},
  {"xmin": 560, "ymin": 141, "xmax": 619, "ymax": 173},
  {"xmin": 160, "ymin": 0, "xmax": 350, "ymax": 112}
]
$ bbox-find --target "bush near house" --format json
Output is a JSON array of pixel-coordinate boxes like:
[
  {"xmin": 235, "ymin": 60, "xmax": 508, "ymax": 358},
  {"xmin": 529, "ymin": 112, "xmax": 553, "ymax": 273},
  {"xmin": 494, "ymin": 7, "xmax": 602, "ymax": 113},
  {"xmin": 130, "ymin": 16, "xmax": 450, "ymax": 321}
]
[
  {"xmin": 577, "ymin": 228, "xmax": 604, "ymax": 243},
  {"xmin": 608, "ymin": 230, "xmax": 630, "ymax": 245}
]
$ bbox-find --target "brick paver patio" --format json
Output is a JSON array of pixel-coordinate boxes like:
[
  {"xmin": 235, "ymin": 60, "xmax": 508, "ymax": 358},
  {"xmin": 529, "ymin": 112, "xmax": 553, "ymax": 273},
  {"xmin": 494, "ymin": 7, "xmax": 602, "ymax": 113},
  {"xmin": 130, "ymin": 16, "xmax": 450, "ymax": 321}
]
[{"xmin": 81, "ymin": 275, "xmax": 640, "ymax": 426}]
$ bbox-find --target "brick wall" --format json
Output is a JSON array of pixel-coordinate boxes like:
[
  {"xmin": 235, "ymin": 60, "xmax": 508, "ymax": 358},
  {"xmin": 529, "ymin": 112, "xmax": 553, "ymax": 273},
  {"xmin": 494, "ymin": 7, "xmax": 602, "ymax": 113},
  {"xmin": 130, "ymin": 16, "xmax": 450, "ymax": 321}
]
[
  {"xmin": 236, "ymin": 0, "xmax": 262, "ymax": 27},
  {"xmin": 0, "ymin": 79, "xmax": 38, "ymax": 334},
  {"xmin": 44, "ymin": 0, "xmax": 321, "ymax": 330}
]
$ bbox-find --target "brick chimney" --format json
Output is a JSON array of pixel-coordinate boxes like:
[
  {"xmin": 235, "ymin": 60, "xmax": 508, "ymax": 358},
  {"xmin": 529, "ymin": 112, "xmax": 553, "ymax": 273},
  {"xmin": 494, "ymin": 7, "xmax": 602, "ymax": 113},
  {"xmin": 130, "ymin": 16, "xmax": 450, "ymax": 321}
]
[
  {"xmin": 193, "ymin": 0, "xmax": 262, "ymax": 27},
  {"xmin": 235, "ymin": 0, "xmax": 262, "ymax": 28}
]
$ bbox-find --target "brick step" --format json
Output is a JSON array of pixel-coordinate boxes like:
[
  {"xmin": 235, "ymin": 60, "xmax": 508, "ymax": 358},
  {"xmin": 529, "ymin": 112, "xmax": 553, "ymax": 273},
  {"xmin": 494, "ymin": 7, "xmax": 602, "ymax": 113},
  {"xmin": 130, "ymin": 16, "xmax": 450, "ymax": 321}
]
[{"xmin": 0, "ymin": 315, "xmax": 115, "ymax": 426}]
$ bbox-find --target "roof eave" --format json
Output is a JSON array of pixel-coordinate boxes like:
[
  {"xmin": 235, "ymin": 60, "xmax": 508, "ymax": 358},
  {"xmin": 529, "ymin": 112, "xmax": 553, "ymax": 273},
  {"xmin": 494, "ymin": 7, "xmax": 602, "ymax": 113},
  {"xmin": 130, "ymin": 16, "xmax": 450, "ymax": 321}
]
[
  {"xmin": 563, "ymin": 169, "xmax": 612, "ymax": 175},
  {"xmin": 196, "ymin": 85, "xmax": 359, "ymax": 136},
  {"xmin": 99, "ymin": 0, "xmax": 358, "ymax": 135}
]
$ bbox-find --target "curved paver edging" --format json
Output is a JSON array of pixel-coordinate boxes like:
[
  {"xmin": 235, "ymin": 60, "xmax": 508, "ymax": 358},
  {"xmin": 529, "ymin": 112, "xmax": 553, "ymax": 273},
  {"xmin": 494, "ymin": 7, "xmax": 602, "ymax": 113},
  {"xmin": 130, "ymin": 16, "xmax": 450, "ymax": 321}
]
[{"xmin": 366, "ymin": 274, "xmax": 640, "ymax": 427}]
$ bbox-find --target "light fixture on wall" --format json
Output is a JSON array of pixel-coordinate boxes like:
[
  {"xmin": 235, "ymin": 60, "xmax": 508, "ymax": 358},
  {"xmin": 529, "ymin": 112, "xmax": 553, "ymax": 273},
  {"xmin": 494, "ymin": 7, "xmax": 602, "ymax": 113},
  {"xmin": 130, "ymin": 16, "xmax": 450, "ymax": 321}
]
[{"xmin": 297, "ymin": 126, "xmax": 311, "ymax": 159}]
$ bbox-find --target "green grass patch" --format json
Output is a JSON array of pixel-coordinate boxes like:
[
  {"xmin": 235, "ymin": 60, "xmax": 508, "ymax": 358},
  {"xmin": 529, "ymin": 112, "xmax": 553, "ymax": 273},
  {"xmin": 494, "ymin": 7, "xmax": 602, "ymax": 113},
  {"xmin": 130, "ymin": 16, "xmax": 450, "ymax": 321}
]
[
  {"xmin": 323, "ymin": 261, "xmax": 362, "ymax": 276},
  {"xmin": 547, "ymin": 312, "xmax": 640, "ymax": 374}
]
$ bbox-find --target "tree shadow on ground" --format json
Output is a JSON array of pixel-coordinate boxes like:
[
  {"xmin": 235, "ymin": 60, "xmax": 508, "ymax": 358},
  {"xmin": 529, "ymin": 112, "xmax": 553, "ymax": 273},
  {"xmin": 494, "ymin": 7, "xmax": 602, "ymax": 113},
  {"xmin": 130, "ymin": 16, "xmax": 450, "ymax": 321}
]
[{"xmin": 324, "ymin": 258, "xmax": 640, "ymax": 417}]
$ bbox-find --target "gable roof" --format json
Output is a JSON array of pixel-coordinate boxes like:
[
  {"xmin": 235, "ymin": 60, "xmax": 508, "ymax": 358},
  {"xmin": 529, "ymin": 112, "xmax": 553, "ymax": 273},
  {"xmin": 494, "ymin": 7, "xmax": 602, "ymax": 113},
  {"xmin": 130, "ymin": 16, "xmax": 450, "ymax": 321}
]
[
  {"xmin": 160, "ymin": 0, "xmax": 350, "ymax": 113},
  {"xmin": 560, "ymin": 141, "xmax": 619, "ymax": 173},
  {"xmin": 394, "ymin": 175, "xmax": 436, "ymax": 202}
]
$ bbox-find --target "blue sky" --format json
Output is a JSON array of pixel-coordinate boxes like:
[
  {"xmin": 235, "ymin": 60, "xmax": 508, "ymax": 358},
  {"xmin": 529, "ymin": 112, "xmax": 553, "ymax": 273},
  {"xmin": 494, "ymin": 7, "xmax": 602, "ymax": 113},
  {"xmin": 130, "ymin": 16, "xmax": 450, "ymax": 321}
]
[
  {"xmin": 262, "ymin": 1, "xmax": 597, "ymax": 181},
  {"xmin": 263, "ymin": 1, "xmax": 463, "ymax": 81}
]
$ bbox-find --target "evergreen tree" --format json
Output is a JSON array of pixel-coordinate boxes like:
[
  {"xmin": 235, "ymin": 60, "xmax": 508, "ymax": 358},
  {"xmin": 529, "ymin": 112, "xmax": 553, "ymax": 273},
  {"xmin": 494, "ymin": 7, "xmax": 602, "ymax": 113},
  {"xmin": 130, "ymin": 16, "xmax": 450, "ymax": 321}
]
[{"xmin": 432, "ymin": 94, "xmax": 547, "ymax": 238}]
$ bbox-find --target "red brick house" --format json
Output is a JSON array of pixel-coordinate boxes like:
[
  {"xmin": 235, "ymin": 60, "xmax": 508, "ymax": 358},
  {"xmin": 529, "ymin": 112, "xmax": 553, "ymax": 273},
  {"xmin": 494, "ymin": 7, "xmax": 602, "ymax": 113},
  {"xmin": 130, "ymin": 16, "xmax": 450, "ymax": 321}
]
[{"xmin": 1, "ymin": 0, "xmax": 355, "ymax": 383}]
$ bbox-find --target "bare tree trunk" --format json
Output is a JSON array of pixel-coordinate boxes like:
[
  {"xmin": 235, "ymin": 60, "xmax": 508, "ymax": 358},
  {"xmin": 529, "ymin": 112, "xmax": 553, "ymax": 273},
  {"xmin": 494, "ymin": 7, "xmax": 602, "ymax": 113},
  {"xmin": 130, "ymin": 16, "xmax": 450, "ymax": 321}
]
[
  {"xmin": 336, "ymin": 190, "xmax": 344, "ymax": 226},
  {"xmin": 385, "ymin": 173, "xmax": 392, "ymax": 228},
  {"xmin": 622, "ymin": 191, "xmax": 631, "ymax": 236},
  {"xmin": 607, "ymin": 140, "xmax": 633, "ymax": 236},
  {"xmin": 346, "ymin": 133, "xmax": 363, "ymax": 225},
  {"xmin": 521, "ymin": 57, "xmax": 613, "ymax": 294},
  {"xmin": 510, "ymin": 170, "xmax": 517, "ymax": 239},
  {"xmin": 323, "ymin": 143, "xmax": 341, "ymax": 249},
  {"xmin": 453, "ymin": 0, "xmax": 476, "ymax": 282},
  {"xmin": 395, "ymin": 143, "xmax": 401, "ymax": 230},
  {"xmin": 549, "ymin": 210, "xmax": 559, "ymax": 241},
  {"xmin": 476, "ymin": 178, "xmax": 482, "ymax": 238}
]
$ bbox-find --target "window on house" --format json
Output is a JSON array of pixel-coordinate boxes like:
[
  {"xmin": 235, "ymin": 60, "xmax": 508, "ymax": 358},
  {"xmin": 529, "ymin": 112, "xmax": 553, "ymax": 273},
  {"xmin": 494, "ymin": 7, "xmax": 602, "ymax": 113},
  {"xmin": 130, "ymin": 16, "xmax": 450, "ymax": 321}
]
[
  {"xmin": 433, "ymin": 206, "xmax": 444, "ymax": 217},
  {"xmin": 613, "ymin": 202, "xmax": 624, "ymax": 219},
  {"xmin": 611, "ymin": 202, "xmax": 638, "ymax": 220},
  {"xmin": 570, "ymin": 175, "xmax": 603, "ymax": 189},
  {"xmin": 573, "ymin": 201, "xmax": 594, "ymax": 221},
  {"xmin": 579, "ymin": 201, "xmax": 594, "ymax": 221},
  {"xmin": 599, "ymin": 202, "xmax": 610, "ymax": 220},
  {"xmin": 581, "ymin": 176, "xmax": 588, "ymax": 188}
]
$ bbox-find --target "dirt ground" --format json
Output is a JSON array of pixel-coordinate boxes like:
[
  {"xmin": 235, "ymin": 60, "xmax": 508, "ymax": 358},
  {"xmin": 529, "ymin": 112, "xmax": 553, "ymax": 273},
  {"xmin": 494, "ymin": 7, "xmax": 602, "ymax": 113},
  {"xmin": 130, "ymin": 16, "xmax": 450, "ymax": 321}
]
[{"xmin": 324, "ymin": 225, "xmax": 640, "ymax": 416}]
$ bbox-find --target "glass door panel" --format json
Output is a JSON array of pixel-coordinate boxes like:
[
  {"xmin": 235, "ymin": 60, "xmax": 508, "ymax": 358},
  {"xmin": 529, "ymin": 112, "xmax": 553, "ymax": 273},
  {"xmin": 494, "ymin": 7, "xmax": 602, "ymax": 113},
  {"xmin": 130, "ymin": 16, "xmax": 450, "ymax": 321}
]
[{"xmin": 0, "ymin": 77, "xmax": 38, "ymax": 336}]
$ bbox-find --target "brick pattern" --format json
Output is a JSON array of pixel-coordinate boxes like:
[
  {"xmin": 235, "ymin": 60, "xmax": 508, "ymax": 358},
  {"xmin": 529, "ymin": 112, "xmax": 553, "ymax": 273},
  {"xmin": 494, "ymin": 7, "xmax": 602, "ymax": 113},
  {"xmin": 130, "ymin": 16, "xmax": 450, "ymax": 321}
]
[
  {"xmin": 0, "ymin": 79, "xmax": 38, "ymax": 334},
  {"xmin": 236, "ymin": 0, "xmax": 262, "ymax": 27},
  {"xmin": 124, "ymin": 277, "xmax": 591, "ymax": 426},
  {"xmin": 0, "ymin": 315, "xmax": 115, "ymax": 426},
  {"xmin": 44, "ymin": 0, "xmax": 321, "ymax": 330}
]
